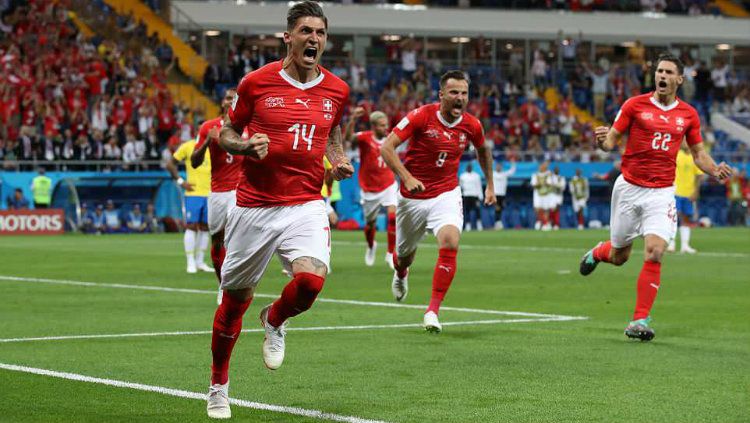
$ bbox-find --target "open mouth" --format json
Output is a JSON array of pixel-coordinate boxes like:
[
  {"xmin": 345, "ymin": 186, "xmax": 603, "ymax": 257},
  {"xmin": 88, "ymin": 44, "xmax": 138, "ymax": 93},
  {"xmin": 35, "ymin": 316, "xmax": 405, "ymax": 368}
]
[
  {"xmin": 303, "ymin": 47, "xmax": 318, "ymax": 60},
  {"xmin": 658, "ymin": 80, "xmax": 668, "ymax": 88}
]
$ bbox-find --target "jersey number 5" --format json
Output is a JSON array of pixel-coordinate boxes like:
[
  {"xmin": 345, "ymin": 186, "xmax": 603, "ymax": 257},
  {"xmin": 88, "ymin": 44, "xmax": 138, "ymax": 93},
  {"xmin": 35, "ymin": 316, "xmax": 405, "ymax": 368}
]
[
  {"xmin": 289, "ymin": 123, "xmax": 316, "ymax": 151},
  {"xmin": 651, "ymin": 132, "xmax": 671, "ymax": 151}
]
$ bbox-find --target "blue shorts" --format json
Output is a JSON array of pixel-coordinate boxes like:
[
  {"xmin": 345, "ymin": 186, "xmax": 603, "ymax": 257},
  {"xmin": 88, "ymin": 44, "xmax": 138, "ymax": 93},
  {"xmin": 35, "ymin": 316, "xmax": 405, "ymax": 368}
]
[
  {"xmin": 185, "ymin": 196, "xmax": 208, "ymax": 225},
  {"xmin": 675, "ymin": 196, "xmax": 694, "ymax": 217}
]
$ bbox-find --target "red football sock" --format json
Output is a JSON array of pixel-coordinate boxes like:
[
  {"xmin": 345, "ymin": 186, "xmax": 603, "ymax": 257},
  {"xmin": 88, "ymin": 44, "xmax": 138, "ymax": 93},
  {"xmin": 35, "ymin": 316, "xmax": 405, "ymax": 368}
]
[
  {"xmin": 553, "ymin": 209, "xmax": 561, "ymax": 226},
  {"xmin": 364, "ymin": 224, "xmax": 376, "ymax": 248},
  {"xmin": 268, "ymin": 272, "xmax": 325, "ymax": 328},
  {"xmin": 393, "ymin": 253, "xmax": 408, "ymax": 279},
  {"xmin": 210, "ymin": 243, "xmax": 226, "ymax": 284},
  {"xmin": 211, "ymin": 293, "xmax": 252, "ymax": 385},
  {"xmin": 427, "ymin": 248, "xmax": 458, "ymax": 314},
  {"xmin": 633, "ymin": 261, "xmax": 661, "ymax": 320},
  {"xmin": 386, "ymin": 212, "xmax": 396, "ymax": 254},
  {"xmin": 577, "ymin": 211, "xmax": 585, "ymax": 227},
  {"xmin": 592, "ymin": 240, "xmax": 613, "ymax": 263}
]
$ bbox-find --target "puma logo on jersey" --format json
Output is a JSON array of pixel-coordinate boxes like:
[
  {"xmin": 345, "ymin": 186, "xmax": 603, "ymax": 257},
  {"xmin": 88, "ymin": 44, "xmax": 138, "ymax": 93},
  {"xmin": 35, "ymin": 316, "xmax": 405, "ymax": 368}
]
[
  {"xmin": 659, "ymin": 115, "xmax": 670, "ymax": 123},
  {"xmin": 438, "ymin": 265, "xmax": 452, "ymax": 273},
  {"xmin": 443, "ymin": 131, "xmax": 452, "ymax": 140},
  {"xmin": 295, "ymin": 98, "xmax": 311, "ymax": 109}
]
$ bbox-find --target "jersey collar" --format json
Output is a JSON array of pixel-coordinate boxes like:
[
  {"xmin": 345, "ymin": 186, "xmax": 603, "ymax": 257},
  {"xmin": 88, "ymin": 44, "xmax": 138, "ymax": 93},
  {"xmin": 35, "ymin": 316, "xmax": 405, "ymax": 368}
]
[
  {"xmin": 436, "ymin": 109, "xmax": 463, "ymax": 128},
  {"xmin": 279, "ymin": 68, "xmax": 325, "ymax": 90},
  {"xmin": 649, "ymin": 94, "xmax": 679, "ymax": 112}
]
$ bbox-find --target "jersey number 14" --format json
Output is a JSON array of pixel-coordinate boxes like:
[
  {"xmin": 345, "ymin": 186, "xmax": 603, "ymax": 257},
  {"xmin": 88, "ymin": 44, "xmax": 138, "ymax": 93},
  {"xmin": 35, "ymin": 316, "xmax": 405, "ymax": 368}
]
[{"xmin": 289, "ymin": 123, "xmax": 316, "ymax": 151}]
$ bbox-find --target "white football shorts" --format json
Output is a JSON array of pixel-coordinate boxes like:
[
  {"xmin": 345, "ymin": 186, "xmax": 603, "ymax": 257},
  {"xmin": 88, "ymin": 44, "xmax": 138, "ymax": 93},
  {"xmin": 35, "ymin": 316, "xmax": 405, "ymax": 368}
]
[
  {"xmin": 208, "ymin": 190, "xmax": 236, "ymax": 235},
  {"xmin": 396, "ymin": 186, "xmax": 463, "ymax": 257},
  {"xmin": 361, "ymin": 182, "xmax": 398, "ymax": 223},
  {"xmin": 610, "ymin": 175, "xmax": 677, "ymax": 248},
  {"xmin": 221, "ymin": 200, "xmax": 330, "ymax": 290}
]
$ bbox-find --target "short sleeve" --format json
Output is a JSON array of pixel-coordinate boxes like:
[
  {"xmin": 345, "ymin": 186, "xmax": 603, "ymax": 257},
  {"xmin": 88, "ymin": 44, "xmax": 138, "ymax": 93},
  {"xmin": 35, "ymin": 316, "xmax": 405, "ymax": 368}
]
[
  {"xmin": 194, "ymin": 121, "xmax": 209, "ymax": 149},
  {"xmin": 470, "ymin": 119, "xmax": 485, "ymax": 149},
  {"xmin": 172, "ymin": 142, "xmax": 189, "ymax": 162},
  {"xmin": 685, "ymin": 108, "xmax": 702, "ymax": 146},
  {"xmin": 612, "ymin": 98, "xmax": 635, "ymax": 134},
  {"xmin": 392, "ymin": 107, "xmax": 425, "ymax": 141},
  {"xmin": 331, "ymin": 83, "xmax": 350, "ymax": 128},
  {"xmin": 228, "ymin": 75, "xmax": 255, "ymax": 130}
]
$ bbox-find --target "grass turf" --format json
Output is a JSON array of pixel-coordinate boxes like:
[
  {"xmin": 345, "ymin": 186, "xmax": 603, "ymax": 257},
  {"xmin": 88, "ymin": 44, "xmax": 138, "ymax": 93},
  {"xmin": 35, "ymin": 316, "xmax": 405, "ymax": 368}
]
[{"xmin": 0, "ymin": 228, "xmax": 748, "ymax": 422}]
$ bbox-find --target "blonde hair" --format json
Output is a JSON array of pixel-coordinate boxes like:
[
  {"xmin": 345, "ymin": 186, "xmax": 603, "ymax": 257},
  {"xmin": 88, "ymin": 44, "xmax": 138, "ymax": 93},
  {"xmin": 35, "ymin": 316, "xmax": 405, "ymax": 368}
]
[{"xmin": 369, "ymin": 111, "xmax": 387, "ymax": 124}]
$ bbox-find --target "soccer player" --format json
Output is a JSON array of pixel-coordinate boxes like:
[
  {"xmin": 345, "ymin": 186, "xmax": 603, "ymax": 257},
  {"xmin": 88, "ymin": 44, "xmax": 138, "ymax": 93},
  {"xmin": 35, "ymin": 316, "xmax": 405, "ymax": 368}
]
[
  {"xmin": 531, "ymin": 161, "xmax": 554, "ymax": 231},
  {"xmin": 381, "ymin": 70, "xmax": 496, "ymax": 333},
  {"xmin": 344, "ymin": 106, "xmax": 397, "ymax": 267},
  {"xmin": 568, "ymin": 169, "xmax": 589, "ymax": 230},
  {"xmin": 207, "ymin": 2, "xmax": 352, "ymax": 418},
  {"xmin": 190, "ymin": 88, "xmax": 242, "ymax": 299},
  {"xmin": 459, "ymin": 162, "xmax": 483, "ymax": 231},
  {"xmin": 668, "ymin": 142, "xmax": 703, "ymax": 253},
  {"xmin": 550, "ymin": 166, "xmax": 566, "ymax": 230},
  {"xmin": 492, "ymin": 159, "xmax": 516, "ymax": 229},
  {"xmin": 579, "ymin": 53, "xmax": 732, "ymax": 341},
  {"xmin": 167, "ymin": 138, "xmax": 213, "ymax": 274}
]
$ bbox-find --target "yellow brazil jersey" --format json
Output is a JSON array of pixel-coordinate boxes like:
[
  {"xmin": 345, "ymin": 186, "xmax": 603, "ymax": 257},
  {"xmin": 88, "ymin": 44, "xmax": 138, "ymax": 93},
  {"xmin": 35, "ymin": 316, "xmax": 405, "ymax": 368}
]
[
  {"xmin": 321, "ymin": 157, "xmax": 341, "ymax": 201},
  {"xmin": 674, "ymin": 149, "xmax": 703, "ymax": 198},
  {"xmin": 173, "ymin": 140, "xmax": 211, "ymax": 197}
]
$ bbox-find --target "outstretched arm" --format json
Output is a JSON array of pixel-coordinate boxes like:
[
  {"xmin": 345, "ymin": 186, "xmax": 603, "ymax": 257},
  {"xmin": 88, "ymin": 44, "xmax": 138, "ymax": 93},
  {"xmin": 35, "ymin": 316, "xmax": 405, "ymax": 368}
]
[
  {"xmin": 343, "ymin": 106, "xmax": 366, "ymax": 149},
  {"xmin": 325, "ymin": 126, "xmax": 354, "ymax": 181}
]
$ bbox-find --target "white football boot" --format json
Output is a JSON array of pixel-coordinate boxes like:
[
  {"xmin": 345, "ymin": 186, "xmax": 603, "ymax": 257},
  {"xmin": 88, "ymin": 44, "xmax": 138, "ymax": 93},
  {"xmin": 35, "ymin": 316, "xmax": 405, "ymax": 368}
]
[
  {"xmin": 385, "ymin": 252, "xmax": 395, "ymax": 270},
  {"xmin": 207, "ymin": 382, "xmax": 231, "ymax": 419},
  {"xmin": 198, "ymin": 262, "xmax": 214, "ymax": 272},
  {"xmin": 391, "ymin": 271, "xmax": 408, "ymax": 302},
  {"xmin": 259, "ymin": 304, "xmax": 287, "ymax": 370},
  {"xmin": 365, "ymin": 241, "xmax": 377, "ymax": 266},
  {"xmin": 423, "ymin": 311, "xmax": 442, "ymax": 333}
]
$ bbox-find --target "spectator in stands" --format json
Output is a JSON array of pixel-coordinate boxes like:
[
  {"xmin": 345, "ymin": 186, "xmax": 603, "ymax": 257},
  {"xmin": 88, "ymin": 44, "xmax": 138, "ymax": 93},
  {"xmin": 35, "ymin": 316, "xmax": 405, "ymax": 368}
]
[
  {"xmin": 7, "ymin": 188, "xmax": 29, "ymax": 209},
  {"xmin": 103, "ymin": 199, "xmax": 122, "ymax": 233},
  {"xmin": 92, "ymin": 204, "xmax": 106, "ymax": 234},
  {"xmin": 459, "ymin": 162, "xmax": 483, "ymax": 231},
  {"xmin": 78, "ymin": 202, "xmax": 95, "ymax": 234},
  {"xmin": 127, "ymin": 203, "xmax": 148, "ymax": 233},
  {"xmin": 731, "ymin": 86, "xmax": 750, "ymax": 116},
  {"xmin": 103, "ymin": 135, "xmax": 122, "ymax": 161},
  {"xmin": 711, "ymin": 59, "xmax": 730, "ymax": 111},
  {"xmin": 144, "ymin": 202, "xmax": 161, "ymax": 233},
  {"xmin": 583, "ymin": 62, "xmax": 610, "ymax": 121}
]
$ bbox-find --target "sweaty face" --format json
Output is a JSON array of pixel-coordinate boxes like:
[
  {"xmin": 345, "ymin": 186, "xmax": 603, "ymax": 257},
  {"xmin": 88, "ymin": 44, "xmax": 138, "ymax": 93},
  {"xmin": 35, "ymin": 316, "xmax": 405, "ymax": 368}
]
[
  {"xmin": 284, "ymin": 17, "xmax": 327, "ymax": 70},
  {"xmin": 221, "ymin": 90, "xmax": 236, "ymax": 114},
  {"xmin": 654, "ymin": 61, "xmax": 683, "ymax": 97},
  {"xmin": 372, "ymin": 117, "xmax": 389, "ymax": 138},
  {"xmin": 439, "ymin": 79, "xmax": 469, "ymax": 120}
]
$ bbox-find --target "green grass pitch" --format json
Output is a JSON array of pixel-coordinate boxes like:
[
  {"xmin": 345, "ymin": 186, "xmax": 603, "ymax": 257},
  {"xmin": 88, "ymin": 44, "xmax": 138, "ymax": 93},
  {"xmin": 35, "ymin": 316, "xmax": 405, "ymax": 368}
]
[{"xmin": 0, "ymin": 228, "xmax": 748, "ymax": 422}]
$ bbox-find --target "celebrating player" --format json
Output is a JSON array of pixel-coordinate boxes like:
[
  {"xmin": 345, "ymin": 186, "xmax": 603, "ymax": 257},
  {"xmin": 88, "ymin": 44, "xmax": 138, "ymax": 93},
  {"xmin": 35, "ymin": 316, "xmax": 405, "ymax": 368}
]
[
  {"xmin": 206, "ymin": 2, "xmax": 352, "ymax": 419},
  {"xmin": 344, "ymin": 106, "xmax": 397, "ymax": 268},
  {"xmin": 381, "ymin": 70, "xmax": 496, "ymax": 333},
  {"xmin": 579, "ymin": 53, "xmax": 732, "ymax": 341},
  {"xmin": 166, "ymin": 139, "xmax": 213, "ymax": 274},
  {"xmin": 190, "ymin": 88, "xmax": 242, "ymax": 303}
]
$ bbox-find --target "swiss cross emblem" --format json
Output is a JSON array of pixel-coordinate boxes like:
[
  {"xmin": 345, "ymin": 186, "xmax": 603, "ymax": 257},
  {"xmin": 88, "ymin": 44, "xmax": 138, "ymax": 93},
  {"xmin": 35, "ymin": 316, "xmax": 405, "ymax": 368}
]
[
  {"xmin": 459, "ymin": 133, "xmax": 467, "ymax": 147},
  {"xmin": 676, "ymin": 117, "xmax": 685, "ymax": 126},
  {"xmin": 322, "ymin": 99, "xmax": 333, "ymax": 112}
]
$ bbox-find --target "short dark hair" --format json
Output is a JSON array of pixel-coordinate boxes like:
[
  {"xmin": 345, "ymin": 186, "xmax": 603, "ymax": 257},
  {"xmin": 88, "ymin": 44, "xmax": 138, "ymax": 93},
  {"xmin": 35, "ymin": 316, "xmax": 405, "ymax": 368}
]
[
  {"xmin": 655, "ymin": 53, "xmax": 684, "ymax": 75},
  {"xmin": 439, "ymin": 70, "xmax": 467, "ymax": 89},
  {"xmin": 287, "ymin": 1, "xmax": 327, "ymax": 31}
]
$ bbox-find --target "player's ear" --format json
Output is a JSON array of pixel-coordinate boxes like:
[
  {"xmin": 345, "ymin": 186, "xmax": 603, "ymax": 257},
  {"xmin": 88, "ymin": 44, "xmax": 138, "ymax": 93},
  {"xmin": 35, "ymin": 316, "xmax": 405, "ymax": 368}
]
[
  {"xmin": 676, "ymin": 75, "xmax": 684, "ymax": 86},
  {"xmin": 283, "ymin": 31, "xmax": 292, "ymax": 45}
]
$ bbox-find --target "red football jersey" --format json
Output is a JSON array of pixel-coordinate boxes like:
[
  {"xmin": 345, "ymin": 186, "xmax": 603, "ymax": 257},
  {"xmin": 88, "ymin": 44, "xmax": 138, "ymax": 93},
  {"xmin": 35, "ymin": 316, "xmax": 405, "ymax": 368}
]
[
  {"xmin": 228, "ymin": 61, "xmax": 350, "ymax": 207},
  {"xmin": 613, "ymin": 93, "xmax": 702, "ymax": 188},
  {"xmin": 356, "ymin": 130, "xmax": 395, "ymax": 193},
  {"xmin": 392, "ymin": 103, "xmax": 484, "ymax": 199},
  {"xmin": 195, "ymin": 116, "xmax": 241, "ymax": 192}
]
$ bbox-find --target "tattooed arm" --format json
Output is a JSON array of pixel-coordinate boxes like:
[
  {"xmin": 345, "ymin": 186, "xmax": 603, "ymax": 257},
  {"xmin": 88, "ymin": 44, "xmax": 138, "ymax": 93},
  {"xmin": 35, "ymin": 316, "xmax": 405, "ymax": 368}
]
[{"xmin": 325, "ymin": 125, "xmax": 354, "ymax": 181}]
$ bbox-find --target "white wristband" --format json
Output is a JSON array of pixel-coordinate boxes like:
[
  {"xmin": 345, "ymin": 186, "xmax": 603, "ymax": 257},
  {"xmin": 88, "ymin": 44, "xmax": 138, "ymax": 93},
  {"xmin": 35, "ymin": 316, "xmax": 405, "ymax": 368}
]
[{"xmin": 176, "ymin": 177, "xmax": 184, "ymax": 185}]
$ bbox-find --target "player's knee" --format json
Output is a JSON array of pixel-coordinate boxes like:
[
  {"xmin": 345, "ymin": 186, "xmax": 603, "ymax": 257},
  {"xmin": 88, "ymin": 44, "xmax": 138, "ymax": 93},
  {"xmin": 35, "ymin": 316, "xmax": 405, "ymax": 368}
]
[
  {"xmin": 611, "ymin": 251, "xmax": 630, "ymax": 266},
  {"xmin": 645, "ymin": 247, "xmax": 664, "ymax": 263},
  {"xmin": 296, "ymin": 272, "xmax": 325, "ymax": 301}
]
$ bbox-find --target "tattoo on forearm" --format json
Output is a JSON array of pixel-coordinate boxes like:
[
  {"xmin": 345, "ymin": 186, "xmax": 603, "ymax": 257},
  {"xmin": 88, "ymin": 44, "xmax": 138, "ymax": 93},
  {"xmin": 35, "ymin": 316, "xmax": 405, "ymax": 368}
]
[
  {"xmin": 326, "ymin": 126, "xmax": 346, "ymax": 164},
  {"xmin": 220, "ymin": 125, "xmax": 246, "ymax": 155}
]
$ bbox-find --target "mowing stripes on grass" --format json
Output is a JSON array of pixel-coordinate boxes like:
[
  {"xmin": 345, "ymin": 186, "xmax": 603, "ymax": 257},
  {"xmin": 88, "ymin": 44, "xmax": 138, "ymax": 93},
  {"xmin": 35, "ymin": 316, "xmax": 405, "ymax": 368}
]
[
  {"xmin": 0, "ymin": 316, "xmax": 586, "ymax": 344},
  {"xmin": 0, "ymin": 363, "xmax": 391, "ymax": 423},
  {"xmin": 0, "ymin": 275, "xmax": 588, "ymax": 320}
]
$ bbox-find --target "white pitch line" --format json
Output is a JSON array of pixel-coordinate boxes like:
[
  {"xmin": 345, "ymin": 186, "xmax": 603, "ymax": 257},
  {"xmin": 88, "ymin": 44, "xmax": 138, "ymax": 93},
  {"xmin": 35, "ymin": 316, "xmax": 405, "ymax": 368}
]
[
  {"xmin": 0, "ymin": 316, "xmax": 585, "ymax": 344},
  {"xmin": 0, "ymin": 363, "xmax": 390, "ymax": 423},
  {"xmin": 0, "ymin": 275, "xmax": 587, "ymax": 320}
]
